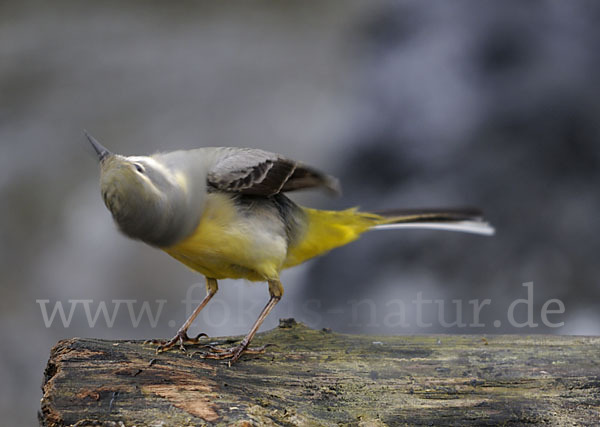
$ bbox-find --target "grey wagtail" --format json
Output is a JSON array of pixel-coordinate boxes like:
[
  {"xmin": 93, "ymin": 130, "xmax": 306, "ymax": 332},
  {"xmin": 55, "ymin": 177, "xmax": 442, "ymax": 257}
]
[{"xmin": 86, "ymin": 131, "xmax": 494, "ymax": 364}]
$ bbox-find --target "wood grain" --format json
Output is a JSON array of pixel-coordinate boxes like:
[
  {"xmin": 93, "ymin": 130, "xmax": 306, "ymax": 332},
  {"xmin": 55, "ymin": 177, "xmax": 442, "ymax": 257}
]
[{"xmin": 39, "ymin": 320, "xmax": 600, "ymax": 426}]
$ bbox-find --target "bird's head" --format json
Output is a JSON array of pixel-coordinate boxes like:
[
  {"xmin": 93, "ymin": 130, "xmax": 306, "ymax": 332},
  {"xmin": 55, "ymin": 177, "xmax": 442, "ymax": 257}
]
[{"xmin": 86, "ymin": 131, "xmax": 201, "ymax": 247}]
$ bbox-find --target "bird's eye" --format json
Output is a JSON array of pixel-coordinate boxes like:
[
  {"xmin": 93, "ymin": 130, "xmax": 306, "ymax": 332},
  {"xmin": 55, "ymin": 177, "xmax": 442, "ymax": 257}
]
[{"xmin": 134, "ymin": 163, "xmax": 145, "ymax": 174}]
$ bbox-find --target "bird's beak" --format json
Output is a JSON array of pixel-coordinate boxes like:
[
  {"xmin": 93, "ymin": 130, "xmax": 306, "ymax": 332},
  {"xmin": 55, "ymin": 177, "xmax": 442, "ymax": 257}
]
[{"xmin": 84, "ymin": 130, "xmax": 111, "ymax": 162}]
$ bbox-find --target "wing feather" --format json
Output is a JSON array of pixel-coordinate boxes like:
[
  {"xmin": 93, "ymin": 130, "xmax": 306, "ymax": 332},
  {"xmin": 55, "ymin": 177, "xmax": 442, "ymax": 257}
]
[{"xmin": 207, "ymin": 148, "xmax": 340, "ymax": 196}]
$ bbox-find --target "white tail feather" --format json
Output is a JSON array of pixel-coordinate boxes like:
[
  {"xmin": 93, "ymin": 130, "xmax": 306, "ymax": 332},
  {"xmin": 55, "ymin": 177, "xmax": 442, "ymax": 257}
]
[{"xmin": 373, "ymin": 220, "xmax": 495, "ymax": 236}]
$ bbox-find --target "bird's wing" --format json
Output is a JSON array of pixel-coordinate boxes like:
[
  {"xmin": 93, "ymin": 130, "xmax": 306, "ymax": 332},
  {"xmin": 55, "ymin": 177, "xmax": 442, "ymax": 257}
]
[{"xmin": 207, "ymin": 148, "xmax": 340, "ymax": 196}]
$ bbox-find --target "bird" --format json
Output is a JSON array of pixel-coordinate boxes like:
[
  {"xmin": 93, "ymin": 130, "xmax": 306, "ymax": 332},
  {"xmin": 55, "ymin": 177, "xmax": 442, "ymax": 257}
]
[{"xmin": 86, "ymin": 131, "xmax": 494, "ymax": 364}]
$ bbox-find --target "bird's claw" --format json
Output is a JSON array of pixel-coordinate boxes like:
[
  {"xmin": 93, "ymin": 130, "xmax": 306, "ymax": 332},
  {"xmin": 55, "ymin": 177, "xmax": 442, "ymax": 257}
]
[
  {"xmin": 146, "ymin": 331, "xmax": 209, "ymax": 354},
  {"xmin": 194, "ymin": 343, "xmax": 274, "ymax": 365}
]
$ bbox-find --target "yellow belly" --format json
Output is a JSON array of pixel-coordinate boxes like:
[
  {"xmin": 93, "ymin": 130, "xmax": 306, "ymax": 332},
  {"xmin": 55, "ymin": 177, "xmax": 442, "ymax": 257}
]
[
  {"xmin": 162, "ymin": 193, "xmax": 287, "ymax": 281},
  {"xmin": 163, "ymin": 194, "xmax": 382, "ymax": 282}
]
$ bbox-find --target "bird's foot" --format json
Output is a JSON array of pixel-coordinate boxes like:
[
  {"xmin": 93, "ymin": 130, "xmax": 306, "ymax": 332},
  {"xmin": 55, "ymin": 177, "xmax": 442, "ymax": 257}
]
[
  {"xmin": 194, "ymin": 342, "xmax": 273, "ymax": 366},
  {"xmin": 145, "ymin": 330, "xmax": 209, "ymax": 353}
]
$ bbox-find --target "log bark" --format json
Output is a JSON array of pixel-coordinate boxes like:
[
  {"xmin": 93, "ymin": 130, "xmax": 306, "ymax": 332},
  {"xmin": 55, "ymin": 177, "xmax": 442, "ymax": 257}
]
[{"xmin": 40, "ymin": 319, "xmax": 600, "ymax": 426}]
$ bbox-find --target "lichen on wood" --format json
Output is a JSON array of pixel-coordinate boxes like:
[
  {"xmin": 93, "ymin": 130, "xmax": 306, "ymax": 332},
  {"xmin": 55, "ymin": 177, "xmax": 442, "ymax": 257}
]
[{"xmin": 40, "ymin": 319, "xmax": 600, "ymax": 426}]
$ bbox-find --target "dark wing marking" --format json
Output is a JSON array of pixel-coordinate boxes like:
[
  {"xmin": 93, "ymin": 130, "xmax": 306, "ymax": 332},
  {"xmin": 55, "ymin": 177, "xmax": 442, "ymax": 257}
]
[{"xmin": 207, "ymin": 148, "xmax": 340, "ymax": 196}]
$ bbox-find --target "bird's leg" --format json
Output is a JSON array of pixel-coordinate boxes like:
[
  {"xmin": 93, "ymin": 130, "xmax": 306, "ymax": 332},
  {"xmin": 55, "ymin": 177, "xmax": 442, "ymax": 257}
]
[
  {"xmin": 148, "ymin": 277, "xmax": 218, "ymax": 353},
  {"xmin": 197, "ymin": 279, "xmax": 283, "ymax": 365}
]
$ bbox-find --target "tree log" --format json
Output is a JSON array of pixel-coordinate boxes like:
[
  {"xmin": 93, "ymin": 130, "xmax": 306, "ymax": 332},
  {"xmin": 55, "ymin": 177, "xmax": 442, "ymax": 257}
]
[{"xmin": 40, "ymin": 319, "xmax": 599, "ymax": 426}]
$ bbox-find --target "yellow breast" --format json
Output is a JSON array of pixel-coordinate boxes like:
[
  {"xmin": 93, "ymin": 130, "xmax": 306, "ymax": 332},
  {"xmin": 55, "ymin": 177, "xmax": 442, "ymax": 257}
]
[{"xmin": 162, "ymin": 193, "xmax": 286, "ymax": 281}]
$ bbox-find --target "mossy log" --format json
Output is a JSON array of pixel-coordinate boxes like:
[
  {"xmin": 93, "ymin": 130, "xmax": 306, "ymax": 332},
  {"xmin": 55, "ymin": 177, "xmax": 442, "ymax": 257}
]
[{"xmin": 40, "ymin": 319, "xmax": 599, "ymax": 426}]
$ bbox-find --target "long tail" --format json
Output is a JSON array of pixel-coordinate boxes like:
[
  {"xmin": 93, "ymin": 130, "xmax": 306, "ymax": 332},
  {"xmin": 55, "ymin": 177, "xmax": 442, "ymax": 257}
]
[
  {"xmin": 371, "ymin": 208, "xmax": 495, "ymax": 236},
  {"xmin": 283, "ymin": 207, "xmax": 494, "ymax": 268}
]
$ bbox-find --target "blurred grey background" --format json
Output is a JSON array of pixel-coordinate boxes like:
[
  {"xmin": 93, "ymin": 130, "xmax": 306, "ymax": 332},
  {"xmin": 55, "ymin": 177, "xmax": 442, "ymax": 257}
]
[{"xmin": 1, "ymin": 0, "xmax": 599, "ymax": 423}]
